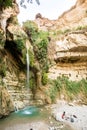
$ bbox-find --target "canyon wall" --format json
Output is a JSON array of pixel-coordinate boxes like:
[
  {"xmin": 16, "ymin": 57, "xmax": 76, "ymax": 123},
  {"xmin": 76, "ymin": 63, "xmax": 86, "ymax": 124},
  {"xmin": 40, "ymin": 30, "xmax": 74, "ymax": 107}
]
[{"xmin": 35, "ymin": 0, "xmax": 87, "ymax": 81}]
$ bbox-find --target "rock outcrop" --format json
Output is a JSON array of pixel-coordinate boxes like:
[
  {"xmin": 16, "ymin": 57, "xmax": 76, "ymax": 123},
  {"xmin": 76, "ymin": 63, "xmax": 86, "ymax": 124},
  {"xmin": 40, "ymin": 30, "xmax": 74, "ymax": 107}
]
[
  {"xmin": 56, "ymin": 0, "xmax": 87, "ymax": 30},
  {"xmin": 35, "ymin": 0, "xmax": 87, "ymax": 31},
  {"xmin": 0, "ymin": 86, "xmax": 14, "ymax": 118},
  {"xmin": 48, "ymin": 30, "xmax": 87, "ymax": 81}
]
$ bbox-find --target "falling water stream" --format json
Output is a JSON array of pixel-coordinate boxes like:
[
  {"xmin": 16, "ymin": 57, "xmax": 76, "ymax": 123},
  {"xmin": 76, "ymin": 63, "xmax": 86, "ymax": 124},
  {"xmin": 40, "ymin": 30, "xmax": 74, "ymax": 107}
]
[{"xmin": 26, "ymin": 47, "xmax": 29, "ymax": 87}]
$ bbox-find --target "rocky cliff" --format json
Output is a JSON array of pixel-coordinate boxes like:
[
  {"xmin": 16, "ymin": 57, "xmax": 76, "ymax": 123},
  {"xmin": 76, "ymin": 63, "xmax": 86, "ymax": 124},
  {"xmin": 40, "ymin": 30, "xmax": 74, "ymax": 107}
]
[
  {"xmin": 48, "ymin": 30, "xmax": 87, "ymax": 81},
  {"xmin": 0, "ymin": 0, "xmax": 43, "ymax": 118},
  {"xmin": 0, "ymin": 0, "xmax": 34, "ymax": 117},
  {"xmin": 35, "ymin": 0, "xmax": 87, "ymax": 31},
  {"xmin": 34, "ymin": 0, "xmax": 87, "ymax": 103},
  {"xmin": 34, "ymin": 0, "xmax": 87, "ymax": 81}
]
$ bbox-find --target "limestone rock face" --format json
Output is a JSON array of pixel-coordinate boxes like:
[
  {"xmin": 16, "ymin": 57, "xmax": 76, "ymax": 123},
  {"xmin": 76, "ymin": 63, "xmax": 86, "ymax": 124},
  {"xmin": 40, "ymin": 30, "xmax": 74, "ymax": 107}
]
[
  {"xmin": 35, "ymin": 0, "xmax": 87, "ymax": 31},
  {"xmin": 0, "ymin": 0, "xmax": 42, "ymax": 118},
  {"xmin": 48, "ymin": 30, "xmax": 87, "ymax": 81},
  {"xmin": 0, "ymin": 1, "xmax": 19, "ymax": 48},
  {"xmin": 0, "ymin": 2, "xmax": 19, "ymax": 31},
  {"xmin": 0, "ymin": 86, "xmax": 14, "ymax": 118},
  {"xmin": 0, "ymin": 34, "xmax": 29, "ymax": 117},
  {"xmin": 0, "ymin": 1, "xmax": 32, "ymax": 117},
  {"xmin": 56, "ymin": 0, "xmax": 87, "ymax": 30}
]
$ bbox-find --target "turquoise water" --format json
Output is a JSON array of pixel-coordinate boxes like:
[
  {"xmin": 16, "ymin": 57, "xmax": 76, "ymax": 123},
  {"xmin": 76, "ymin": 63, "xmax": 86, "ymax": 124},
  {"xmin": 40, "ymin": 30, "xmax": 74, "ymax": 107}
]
[
  {"xmin": 14, "ymin": 106, "xmax": 39, "ymax": 118},
  {"xmin": 0, "ymin": 106, "xmax": 50, "ymax": 130}
]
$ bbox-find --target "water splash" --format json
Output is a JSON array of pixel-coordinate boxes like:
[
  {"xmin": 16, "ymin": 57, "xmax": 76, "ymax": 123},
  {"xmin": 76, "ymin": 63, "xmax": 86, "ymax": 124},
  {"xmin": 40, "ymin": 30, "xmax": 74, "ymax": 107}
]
[{"xmin": 14, "ymin": 103, "xmax": 19, "ymax": 112}]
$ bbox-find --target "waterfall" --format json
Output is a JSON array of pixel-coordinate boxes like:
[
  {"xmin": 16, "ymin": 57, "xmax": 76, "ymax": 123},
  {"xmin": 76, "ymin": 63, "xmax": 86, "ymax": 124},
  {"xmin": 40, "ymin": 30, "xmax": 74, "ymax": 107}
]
[
  {"xmin": 14, "ymin": 103, "xmax": 19, "ymax": 112},
  {"xmin": 26, "ymin": 41, "xmax": 30, "ymax": 88},
  {"xmin": 26, "ymin": 48, "xmax": 29, "ymax": 87}
]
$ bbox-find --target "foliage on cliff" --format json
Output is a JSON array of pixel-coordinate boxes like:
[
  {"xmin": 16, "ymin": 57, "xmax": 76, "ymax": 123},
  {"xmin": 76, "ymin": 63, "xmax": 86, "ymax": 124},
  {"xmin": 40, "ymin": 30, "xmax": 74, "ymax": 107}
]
[
  {"xmin": 46, "ymin": 76, "xmax": 87, "ymax": 103},
  {"xmin": 0, "ymin": 0, "xmax": 13, "ymax": 9}
]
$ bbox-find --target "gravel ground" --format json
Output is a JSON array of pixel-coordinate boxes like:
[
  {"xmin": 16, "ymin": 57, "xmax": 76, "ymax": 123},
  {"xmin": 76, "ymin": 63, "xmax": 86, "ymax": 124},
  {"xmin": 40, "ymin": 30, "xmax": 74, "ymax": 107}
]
[
  {"xmin": 2, "ymin": 121, "xmax": 73, "ymax": 130},
  {"xmin": 51, "ymin": 100, "xmax": 87, "ymax": 130}
]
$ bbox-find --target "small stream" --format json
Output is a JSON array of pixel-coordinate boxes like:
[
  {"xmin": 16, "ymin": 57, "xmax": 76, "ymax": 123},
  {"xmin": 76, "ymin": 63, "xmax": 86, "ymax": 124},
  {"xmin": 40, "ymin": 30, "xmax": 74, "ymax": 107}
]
[{"xmin": 0, "ymin": 105, "xmax": 74, "ymax": 130}]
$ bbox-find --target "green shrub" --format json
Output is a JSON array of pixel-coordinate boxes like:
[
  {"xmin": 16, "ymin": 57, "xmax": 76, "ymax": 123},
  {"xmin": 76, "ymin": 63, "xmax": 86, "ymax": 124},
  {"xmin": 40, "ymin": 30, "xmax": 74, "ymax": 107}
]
[
  {"xmin": 0, "ymin": 29, "xmax": 5, "ymax": 46},
  {"xmin": 7, "ymin": 17, "xmax": 19, "ymax": 25},
  {"xmin": 15, "ymin": 39, "xmax": 25, "ymax": 51},
  {"xmin": 49, "ymin": 86, "xmax": 57, "ymax": 102},
  {"xmin": 79, "ymin": 79, "xmax": 87, "ymax": 93},
  {"xmin": 63, "ymin": 29, "xmax": 71, "ymax": 34},
  {"xmin": 0, "ymin": 0, "xmax": 12, "ymax": 9},
  {"xmin": 23, "ymin": 21, "xmax": 38, "ymax": 42},
  {"xmin": 41, "ymin": 72, "xmax": 48, "ymax": 85},
  {"xmin": 56, "ymin": 30, "xmax": 64, "ymax": 35},
  {"xmin": 36, "ymin": 39, "xmax": 48, "ymax": 61},
  {"xmin": 29, "ymin": 49, "xmax": 35, "ymax": 67},
  {"xmin": 0, "ymin": 65, "xmax": 6, "ymax": 77},
  {"xmin": 46, "ymin": 84, "xmax": 57, "ymax": 103},
  {"xmin": 48, "ymin": 76, "xmax": 87, "ymax": 102},
  {"xmin": 76, "ymin": 26, "xmax": 83, "ymax": 30},
  {"xmin": 29, "ymin": 77, "xmax": 36, "ymax": 94}
]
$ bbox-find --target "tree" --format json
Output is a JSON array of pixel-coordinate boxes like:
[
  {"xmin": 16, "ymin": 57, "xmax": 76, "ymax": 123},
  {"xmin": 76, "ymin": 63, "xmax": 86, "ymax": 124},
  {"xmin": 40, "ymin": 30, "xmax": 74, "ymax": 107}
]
[{"xmin": 20, "ymin": 0, "xmax": 40, "ymax": 8}]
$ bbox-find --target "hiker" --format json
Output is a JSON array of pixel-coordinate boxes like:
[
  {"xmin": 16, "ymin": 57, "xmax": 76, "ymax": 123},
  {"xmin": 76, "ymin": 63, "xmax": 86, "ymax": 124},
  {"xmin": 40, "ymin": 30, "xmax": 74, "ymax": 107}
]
[{"xmin": 62, "ymin": 111, "xmax": 65, "ymax": 119}]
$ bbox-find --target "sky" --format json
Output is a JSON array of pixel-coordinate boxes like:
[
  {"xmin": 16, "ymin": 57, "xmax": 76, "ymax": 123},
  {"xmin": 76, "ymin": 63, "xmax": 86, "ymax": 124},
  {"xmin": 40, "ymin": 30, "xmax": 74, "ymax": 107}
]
[{"xmin": 17, "ymin": 0, "xmax": 77, "ymax": 25}]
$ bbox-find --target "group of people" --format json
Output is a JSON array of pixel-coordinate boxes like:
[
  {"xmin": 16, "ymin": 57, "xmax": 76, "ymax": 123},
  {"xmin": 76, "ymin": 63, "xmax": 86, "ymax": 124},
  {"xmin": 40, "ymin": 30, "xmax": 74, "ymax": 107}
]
[{"xmin": 61, "ymin": 111, "xmax": 77, "ymax": 122}]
